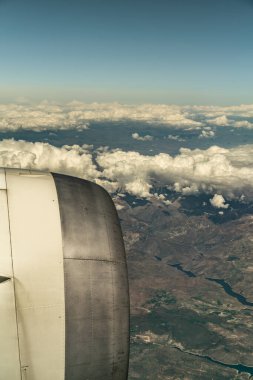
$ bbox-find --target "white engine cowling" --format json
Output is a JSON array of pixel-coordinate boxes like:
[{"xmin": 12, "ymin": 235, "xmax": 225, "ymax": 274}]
[{"xmin": 0, "ymin": 168, "xmax": 129, "ymax": 380}]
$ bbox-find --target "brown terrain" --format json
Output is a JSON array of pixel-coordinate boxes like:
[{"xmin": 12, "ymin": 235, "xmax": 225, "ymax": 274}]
[{"xmin": 115, "ymin": 194, "xmax": 253, "ymax": 380}]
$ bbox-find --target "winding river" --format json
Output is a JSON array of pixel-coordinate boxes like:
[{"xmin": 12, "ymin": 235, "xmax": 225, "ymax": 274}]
[
  {"xmin": 169, "ymin": 263, "xmax": 196, "ymax": 278},
  {"xmin": 170, "ymin": 263, "xmax": 253, "ymax": 307},
  {"xmin": 173, "ymin": 346, "xmax": 253, "ymax": 376},
  {"xmin": 169, "ymin": 262, "xmax": 253, "ymax": 375},
  {"xmin": 206, "ymin": 278, "xmax": 253, "ymax": 307}
]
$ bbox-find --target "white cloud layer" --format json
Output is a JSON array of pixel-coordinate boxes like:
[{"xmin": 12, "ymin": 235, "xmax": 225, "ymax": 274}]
[
  {"xmin": 1, "ymin": 101, "xmax": 253, "ymax": 131},
  {"xmin": 0, "ymin": 102, "xmax": 90, "ymax": 131},
  {"xmin": 0, "ymin": 102, "xmax": 201, "ymax": 131},
  {"xmin": 2, "ymin": 140, "xmax": 253, "ymax": 204},
  {"xmin": 186, "ymin": 104, "xmax": 253, "ymax": 118}
]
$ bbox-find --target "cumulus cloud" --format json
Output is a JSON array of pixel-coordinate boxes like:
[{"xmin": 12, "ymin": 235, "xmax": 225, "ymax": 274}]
[
  {"xmin": 234, "ymin": 120, "xmax": 253, "ymax": 129},
  {"xmin": 199, "ymin": 128, "xmax": 215, "ymax": 138},
  {"xmin": 208, "ymin": 115, "xmax": 230, "ymax": 126},
  {"xmin": 186, "ymin": 104, "xmax": 253, "ymax": 129},
  {"xmin": 115, "ymin": 204, "xmax": 126, "ymax": 211},
  {"xmin": 210, "ymin": 194, "xmax": 229, "ymax": 209},
  {"xmin": 167, "ymin": 134, "xmax": 186, "ymax": 142},
  {"xmin": 0, "ymin": 139, "xmax": 99, "ymax": 180},
  {"xmin": 132, "ymin": 132, "xmax": 153, "ymax": 141},
  {"xmin": 2, "ymin": 139, "xmax": 253, "ymax": 202},
  {"xmin": 96, "ymin": 144, "xmax": 253, "ymax": 200}
]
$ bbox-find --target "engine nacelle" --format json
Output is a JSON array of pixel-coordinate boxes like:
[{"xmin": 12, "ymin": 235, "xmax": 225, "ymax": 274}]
[{"xmin": 0, "ymin": 168, "xmax": 129, "ymax": 380}]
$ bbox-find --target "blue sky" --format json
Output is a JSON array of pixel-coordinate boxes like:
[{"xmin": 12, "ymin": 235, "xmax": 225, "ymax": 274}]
[{"xmin": 0, "ymin": 0, "xmax": 253, "ymax": 104}]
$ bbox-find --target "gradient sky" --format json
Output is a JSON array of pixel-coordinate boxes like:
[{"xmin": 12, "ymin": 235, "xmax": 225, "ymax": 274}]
[{"xmin": 0, "ymin": 0, "xmax": 253, "ymax": 104}]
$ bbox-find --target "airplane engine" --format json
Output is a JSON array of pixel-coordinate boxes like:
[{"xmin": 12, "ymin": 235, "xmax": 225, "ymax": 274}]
[{"xmin": 0, "ymin": 168, "xmax": 129, "ymax": 380}]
